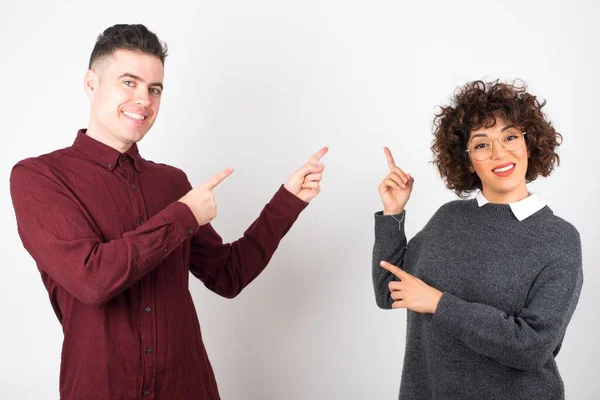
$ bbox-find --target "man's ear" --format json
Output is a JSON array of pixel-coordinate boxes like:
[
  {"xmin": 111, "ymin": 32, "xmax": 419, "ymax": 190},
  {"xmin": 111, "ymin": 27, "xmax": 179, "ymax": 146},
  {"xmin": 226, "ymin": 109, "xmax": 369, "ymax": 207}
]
[{"xmin": 84, "ymin": 69, "xmax": 98, "ymax": 98}]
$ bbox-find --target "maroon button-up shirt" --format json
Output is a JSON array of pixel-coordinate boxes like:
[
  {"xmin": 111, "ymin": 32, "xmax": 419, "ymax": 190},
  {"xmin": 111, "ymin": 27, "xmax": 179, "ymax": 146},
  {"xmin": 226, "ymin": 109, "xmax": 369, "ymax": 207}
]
[{"xmin": 10, "ymin": 130, "xmax": 307, "ymax": 399}]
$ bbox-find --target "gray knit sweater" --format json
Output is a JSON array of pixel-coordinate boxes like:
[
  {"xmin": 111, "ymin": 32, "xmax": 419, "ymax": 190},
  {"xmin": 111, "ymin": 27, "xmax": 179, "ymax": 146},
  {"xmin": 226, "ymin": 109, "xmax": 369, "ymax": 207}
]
[{"xmin": 372, "ymin": 199, "xmax": 583, "ymax": 400}]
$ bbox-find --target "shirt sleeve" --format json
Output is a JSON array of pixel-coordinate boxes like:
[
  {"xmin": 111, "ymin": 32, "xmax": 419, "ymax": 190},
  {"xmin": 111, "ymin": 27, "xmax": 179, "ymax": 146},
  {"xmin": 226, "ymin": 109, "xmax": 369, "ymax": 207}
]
[
  {"xmin": 372, "ymin": 210, "xmax": 407, "ymax": 309},
  {"xmin": 188, "ymin": 185, "xmax": 308, "ymax": 298},
  {"xmin": 431, "ymin": 236, "xmax": 583, "ymax": 371},
  {"xmin": 10, "ymin": 158, "xmax": 200, "ymax": 307}
]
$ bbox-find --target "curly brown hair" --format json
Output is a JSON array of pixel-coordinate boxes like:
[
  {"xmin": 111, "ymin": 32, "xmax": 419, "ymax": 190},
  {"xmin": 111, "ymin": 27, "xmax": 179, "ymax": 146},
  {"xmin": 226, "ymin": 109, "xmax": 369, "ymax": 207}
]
[{"xmin": 431, "ymin": 79, "xmax": 562, "ymax": 197}]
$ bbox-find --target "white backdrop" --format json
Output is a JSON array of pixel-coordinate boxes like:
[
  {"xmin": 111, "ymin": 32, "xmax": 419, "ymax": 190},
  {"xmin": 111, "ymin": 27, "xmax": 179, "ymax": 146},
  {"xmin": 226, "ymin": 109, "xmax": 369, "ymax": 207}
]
[{"xmin": 1, "ymin": 1, "xmax": 599, "ymax": 399}]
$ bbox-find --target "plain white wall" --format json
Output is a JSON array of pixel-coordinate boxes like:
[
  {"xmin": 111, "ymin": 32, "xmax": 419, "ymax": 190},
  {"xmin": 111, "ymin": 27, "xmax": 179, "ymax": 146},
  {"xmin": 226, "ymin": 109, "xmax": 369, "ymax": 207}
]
[{"xmin": 1, "ymin": 0, "xmax": 599, "ymax": 398}]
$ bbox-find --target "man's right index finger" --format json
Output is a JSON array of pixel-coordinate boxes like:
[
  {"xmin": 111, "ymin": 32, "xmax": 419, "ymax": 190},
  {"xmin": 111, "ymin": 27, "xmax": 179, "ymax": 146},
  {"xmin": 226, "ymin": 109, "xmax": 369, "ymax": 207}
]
[
  {"xmin": 203, "ymin": 167, "xmax": 233, "ymax": 190},
  {"xmin": 383, "ymin": 146, "xmax": 396, "ymax": 170}
]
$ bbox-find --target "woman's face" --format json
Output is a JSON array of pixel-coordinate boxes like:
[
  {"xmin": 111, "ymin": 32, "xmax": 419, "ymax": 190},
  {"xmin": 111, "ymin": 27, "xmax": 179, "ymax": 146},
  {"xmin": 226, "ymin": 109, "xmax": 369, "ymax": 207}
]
[{"xmin": 467, "ymin": 117, "xmax": 530, "ymax": 203}]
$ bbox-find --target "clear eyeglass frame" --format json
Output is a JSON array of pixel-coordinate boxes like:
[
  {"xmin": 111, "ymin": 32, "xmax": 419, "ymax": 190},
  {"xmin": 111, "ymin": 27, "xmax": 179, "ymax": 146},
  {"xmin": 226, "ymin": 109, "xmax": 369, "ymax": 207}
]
[{"xmin": 465, "ymin": 131, "xmax": 527, "ymax": 161}]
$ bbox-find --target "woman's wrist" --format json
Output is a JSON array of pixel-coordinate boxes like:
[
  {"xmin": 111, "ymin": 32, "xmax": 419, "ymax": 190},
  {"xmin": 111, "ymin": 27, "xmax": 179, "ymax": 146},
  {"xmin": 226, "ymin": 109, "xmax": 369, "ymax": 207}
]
[{"xmin": 383, "ymin": 207, "xmax": 404, "ymax": 216}]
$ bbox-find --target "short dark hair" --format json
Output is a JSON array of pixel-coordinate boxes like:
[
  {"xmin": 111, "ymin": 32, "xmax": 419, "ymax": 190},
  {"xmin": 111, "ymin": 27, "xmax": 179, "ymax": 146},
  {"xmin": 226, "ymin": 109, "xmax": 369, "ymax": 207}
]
[
  {"xmin": 431, "ymin": 79, "xmax": 562, "ymax": 197},
  {"xmin": 88, "ymin": 24, "xmax": 168, "ymax": 68}
]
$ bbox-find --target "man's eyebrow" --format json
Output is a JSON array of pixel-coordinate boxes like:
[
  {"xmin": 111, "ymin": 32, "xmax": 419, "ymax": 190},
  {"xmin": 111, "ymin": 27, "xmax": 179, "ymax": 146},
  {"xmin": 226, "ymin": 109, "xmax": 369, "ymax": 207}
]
[{"xmin": 117, "ymin": 73, "xmax": 163, "ymax": 89}]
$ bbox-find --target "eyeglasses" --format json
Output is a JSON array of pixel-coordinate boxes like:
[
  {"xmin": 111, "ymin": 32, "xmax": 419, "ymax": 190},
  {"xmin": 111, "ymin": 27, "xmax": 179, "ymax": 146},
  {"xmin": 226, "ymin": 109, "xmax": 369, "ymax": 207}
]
[{"xmin": 466, "ymin": 131, "xmax": 527, "ymax": 161}]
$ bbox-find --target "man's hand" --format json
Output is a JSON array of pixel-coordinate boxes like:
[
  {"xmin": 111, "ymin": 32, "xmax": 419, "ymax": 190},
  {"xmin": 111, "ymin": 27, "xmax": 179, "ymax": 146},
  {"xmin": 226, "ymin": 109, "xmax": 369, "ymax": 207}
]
[
  {"xmin": 284, "ymin": 147, "xmax": 328, "ymax": 203},
  {"xmin": 380, "ymin": 261, "xmax": 443, "ymax": 314},
  {"xmin": 179, "ymin": 167, "xmax": 233, "ymax": 225}
]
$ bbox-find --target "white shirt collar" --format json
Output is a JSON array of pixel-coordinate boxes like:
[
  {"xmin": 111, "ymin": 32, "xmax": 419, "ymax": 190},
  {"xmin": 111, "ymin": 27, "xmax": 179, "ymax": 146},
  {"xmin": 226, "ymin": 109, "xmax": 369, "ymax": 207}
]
[{"xmin": 475, "ymin": 190, "xmax": 547, "ymax": 221}]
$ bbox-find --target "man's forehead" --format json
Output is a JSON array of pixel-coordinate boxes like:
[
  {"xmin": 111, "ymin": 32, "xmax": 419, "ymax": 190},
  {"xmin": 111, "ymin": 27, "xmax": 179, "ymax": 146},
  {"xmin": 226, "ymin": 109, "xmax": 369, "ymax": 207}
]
[{"xmin": 95, "ymin": 50, "xmax": 163, "ymax": 79}]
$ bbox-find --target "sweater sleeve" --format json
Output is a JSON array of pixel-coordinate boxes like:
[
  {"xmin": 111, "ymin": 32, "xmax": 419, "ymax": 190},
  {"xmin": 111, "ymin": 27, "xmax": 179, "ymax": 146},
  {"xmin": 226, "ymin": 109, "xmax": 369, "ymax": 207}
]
[
  {"xmin": 372, "ymin": 210, "xmax": 407, "ymax": 309},
  {"xmin": 431, "ymin": 235, "xmax": 583, "ymax": 371}
]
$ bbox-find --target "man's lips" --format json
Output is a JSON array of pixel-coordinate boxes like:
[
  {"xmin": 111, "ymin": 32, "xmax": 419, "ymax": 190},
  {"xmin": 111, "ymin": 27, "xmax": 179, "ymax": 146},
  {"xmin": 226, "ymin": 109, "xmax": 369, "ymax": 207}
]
[{"xmin": 122, "ymin": 110, "xmax": 148, "ymax": 121}]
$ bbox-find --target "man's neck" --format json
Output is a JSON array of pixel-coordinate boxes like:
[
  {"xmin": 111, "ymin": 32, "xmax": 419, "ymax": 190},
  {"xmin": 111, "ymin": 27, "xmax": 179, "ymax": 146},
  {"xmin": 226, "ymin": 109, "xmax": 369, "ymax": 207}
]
[{"xmin": 86, "ymin": 121, "xmax": 132, "ymax": 154}]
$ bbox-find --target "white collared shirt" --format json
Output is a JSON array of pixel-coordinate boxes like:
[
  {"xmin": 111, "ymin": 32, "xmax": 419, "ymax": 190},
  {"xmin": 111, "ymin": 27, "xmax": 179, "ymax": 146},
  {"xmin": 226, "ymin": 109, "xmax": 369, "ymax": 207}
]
[{"xmin": 475, "ymin": 190, "xmax": 547, "ymax": 221}]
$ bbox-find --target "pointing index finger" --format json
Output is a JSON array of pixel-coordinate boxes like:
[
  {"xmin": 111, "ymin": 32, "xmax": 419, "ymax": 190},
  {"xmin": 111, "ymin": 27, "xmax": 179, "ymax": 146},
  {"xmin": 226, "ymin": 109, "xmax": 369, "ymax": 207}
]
[
  {"xmin": 380, "ymin": 260, "xmax": 408, "ymax": 279},
  {"xmin": 383, "ymin": 146, "xmax": 397, "ymax": 171},
  {"xmin": 203, "ymin": 167, "xmax": 233, "ymax": 190},
  {"xmin": 308, "ymin": 146, "xmax": 329, "ymax": 165}
]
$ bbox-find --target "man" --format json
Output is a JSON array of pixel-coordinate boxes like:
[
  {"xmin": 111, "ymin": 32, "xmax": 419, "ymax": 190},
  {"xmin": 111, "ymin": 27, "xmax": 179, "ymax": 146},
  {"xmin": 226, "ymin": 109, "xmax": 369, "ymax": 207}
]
[{"xmin": 10, "ymin": 24, "xmax": 327, "ymax": 399}]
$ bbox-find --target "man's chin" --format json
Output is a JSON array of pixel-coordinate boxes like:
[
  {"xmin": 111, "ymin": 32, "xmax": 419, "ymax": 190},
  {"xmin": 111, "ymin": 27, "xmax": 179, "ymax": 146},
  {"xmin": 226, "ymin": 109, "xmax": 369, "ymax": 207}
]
[{"xmin": 120, "ymin": 129, "xmax": 150, "ymax": 144}]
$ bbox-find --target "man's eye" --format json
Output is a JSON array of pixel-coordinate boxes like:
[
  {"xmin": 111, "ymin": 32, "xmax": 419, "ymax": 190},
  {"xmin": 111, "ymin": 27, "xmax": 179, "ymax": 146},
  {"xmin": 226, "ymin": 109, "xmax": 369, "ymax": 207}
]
[
  {"xmin": 124, "ymin": 80, "xmax": 135, "ymax": 87},
  {"xmin": 150, "ymin": 88, "xmax": 162, "ymax": 95}
]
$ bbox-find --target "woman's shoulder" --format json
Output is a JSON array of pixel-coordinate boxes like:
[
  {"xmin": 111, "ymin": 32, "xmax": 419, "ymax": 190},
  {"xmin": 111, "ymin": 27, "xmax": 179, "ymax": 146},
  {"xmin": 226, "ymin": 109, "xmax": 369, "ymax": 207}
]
[
  {"xmin": 534, "ymin": 207, "xmax": 580, "ymax": 242},
  {"xmin": 433, "ymin": 198, "xmax": 476, "ymax": 216}
]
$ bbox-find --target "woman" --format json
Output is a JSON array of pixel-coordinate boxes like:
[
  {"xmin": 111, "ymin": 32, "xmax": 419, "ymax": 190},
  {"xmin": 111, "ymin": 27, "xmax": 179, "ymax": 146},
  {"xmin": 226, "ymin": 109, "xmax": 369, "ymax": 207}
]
[{"xmin": 372, "ymin": 80, "xmax": 583, "ymax": 400}]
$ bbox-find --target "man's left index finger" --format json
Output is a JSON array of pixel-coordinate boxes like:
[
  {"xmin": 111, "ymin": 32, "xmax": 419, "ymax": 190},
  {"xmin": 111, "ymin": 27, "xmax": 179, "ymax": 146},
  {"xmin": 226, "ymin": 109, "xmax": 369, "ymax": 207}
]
[{"xmin": 308, "ymin": 146, "xmax": 329, "ymax": 164}]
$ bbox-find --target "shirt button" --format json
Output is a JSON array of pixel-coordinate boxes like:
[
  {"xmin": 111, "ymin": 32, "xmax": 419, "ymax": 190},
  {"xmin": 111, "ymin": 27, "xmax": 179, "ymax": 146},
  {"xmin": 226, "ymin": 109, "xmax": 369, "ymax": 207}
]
[
  {"xmin": 163, "ymin": 248, "xmax": 168, "ymax": 254},
  {"xmin": 188, "ymin": 228, "xmax": 194, "ymax": 234},
  {"xmin": 131, "ymin": 184, "xmax": 136, "ymax": 190},
  {"xmin": 145, "ymin": 306, "xmax": 151, "ymax": 313},
  {"xmin": 146, "ymin": 347, "xmax": 152, "ymax": 355},
  {"xmin": 107, "ymin": 162, "xmax": 113, "ymax": 168},
  {"xmin": 121, "ymin": 157, "xmax": 126, "ymax": 163},
  {"xmin": 143, "ymin": 389, "xmax": 150, "ymax": 396},
  {"xmin": 138, "ymin": 219, "xmax": 144, "ymax": 226}
]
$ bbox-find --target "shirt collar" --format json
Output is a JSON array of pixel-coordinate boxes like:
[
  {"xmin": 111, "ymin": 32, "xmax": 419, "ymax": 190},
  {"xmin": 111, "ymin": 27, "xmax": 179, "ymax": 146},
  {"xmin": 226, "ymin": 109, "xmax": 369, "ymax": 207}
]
[
  {"xmin": 475, "ymin": 190, "xmax": 547, "ymax": 221},
  {"xmin": 73, "ymin": 129, "xmax": 142, "ymax": 171}
]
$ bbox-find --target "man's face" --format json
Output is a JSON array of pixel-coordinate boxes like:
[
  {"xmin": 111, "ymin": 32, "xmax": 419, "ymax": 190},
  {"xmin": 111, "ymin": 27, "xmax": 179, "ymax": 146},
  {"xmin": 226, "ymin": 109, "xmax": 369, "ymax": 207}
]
[{"xmin": 85, "ymin": 50, "xmax": 164, "ymax": 150}]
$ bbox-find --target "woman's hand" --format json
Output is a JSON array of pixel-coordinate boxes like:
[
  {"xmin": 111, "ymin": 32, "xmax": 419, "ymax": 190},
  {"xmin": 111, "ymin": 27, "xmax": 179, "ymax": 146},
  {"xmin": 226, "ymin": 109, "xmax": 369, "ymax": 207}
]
[
  {"xmin": 378, "ymin": 147, "xmax": 414, "ymax": 215},
  {"xmin": 380, "ymin": 261, "xmax": 443, "ymax": 314}
]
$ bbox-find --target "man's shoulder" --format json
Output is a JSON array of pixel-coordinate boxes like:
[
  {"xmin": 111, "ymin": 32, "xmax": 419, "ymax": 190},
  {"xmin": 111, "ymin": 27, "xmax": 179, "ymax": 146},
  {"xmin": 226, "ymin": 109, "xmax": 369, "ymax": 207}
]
[
  {"xmin": 141, "ymin": 159, "xmax": 189, "ymax": 182},
  {"xmin": 12, "ymin": 145, "xmax": 76, "ymax": 176}
]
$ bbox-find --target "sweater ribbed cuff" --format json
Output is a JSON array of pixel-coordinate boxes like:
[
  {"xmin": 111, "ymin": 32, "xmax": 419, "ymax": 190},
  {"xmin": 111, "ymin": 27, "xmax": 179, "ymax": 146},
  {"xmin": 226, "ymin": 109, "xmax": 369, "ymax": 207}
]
[
  {"xmin": 432, "ymin": 292, "xmax": 469, "ymax": 338},
  {"xmin": 374, "ymin": 210, "xmax": 406, "ymax": 243}
]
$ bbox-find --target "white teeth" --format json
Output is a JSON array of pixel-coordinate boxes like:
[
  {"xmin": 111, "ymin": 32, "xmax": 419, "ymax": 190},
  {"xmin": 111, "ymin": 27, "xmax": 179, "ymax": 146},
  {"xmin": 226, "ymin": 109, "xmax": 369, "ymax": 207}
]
[
  {"xmin": 493, "ymin": 164, "xmax": 514, "ymax": 173},
  {"xmin": 123, "ymin": 111, "xmax": 145, "ymax": 120}
]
